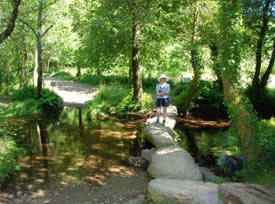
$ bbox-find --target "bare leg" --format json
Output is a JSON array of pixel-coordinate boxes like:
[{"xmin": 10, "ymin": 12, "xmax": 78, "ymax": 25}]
[
  {"xmin": 156, "ymin": 107, "xmax": 161, "ymax": 121},
  {"xmin": 163, "ymin": 107, "xmax": 167, "ymax": 122}
]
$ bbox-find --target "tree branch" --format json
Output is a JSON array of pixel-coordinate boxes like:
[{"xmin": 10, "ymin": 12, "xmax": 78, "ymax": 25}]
[
  {"xmin": 0, "ymin": 0, "xmax": 22, "ymax": 44},
  {"xmin": 42, "ymin": 24, "xmax": 54, "ymax": 37},
  {"xmin": 19, "ymin": 19, "xmax": 37, "ymax": 37}
]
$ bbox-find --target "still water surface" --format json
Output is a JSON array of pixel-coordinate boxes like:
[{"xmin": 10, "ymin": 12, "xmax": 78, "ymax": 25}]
[{"xmin": 10, "ymin": 107, "xmax": 143, "ymax": 190}]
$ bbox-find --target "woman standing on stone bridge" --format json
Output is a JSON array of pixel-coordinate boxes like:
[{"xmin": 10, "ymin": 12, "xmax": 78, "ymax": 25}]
[{"xmin": 156, "ymin": 74, "xmax": 170, "ymax": 125}]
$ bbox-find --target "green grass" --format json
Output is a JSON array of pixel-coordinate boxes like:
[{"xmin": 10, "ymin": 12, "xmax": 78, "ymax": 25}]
[{"xmin": 51, "ymin": 71, "xmax": 75, "ymax": 80}]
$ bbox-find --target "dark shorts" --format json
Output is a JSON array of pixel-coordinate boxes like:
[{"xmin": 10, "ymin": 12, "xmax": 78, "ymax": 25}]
[{"xmin": 156, "ymin": 98, "xmax": 170, "ymax": 107}]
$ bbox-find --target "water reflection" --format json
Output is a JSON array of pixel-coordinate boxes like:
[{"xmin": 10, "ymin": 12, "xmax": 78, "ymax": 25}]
[
  {"xmin": 37, "ymin": 119, "xmax": 50, "ymax": 183},
  {"xmin": 176, "ymin": 117, "xmax": 245, "ymax": 178},
  {"xmin": 12, "ymin": 107, "xmax": 143, "ymax": 190}
]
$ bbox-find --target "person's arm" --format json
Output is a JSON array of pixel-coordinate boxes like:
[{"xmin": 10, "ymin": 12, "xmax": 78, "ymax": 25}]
[
  {"xmin": 162, "ymin": 84, "xmax": 170, "ymax": 95},
  {"xmin": 156, "ymin": 84, "xmax": 162, "ymax": 96},
  {"xmin": 163, "ymin": 90, "xmax": 170, "ymax": 95}
]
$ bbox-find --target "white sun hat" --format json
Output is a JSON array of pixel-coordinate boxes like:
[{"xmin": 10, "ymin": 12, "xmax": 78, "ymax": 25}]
[{"xmin": 158, "ymin": 74, "xmax": 169, "ymax": 81}]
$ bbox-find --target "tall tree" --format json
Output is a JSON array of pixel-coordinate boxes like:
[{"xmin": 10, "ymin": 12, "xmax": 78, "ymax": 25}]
[
  {"xmin": 182, "ymin": 0, "xmax": 203, "ymax": 115},
  {"xmin": 20, "ymin": 0, "xmax": 53, "ymax": 98},
  {"xmin": 131, "ymin": 0, "xmax": 142, "ymax": 101},
  {"xmin": 251, "ymin": 0, "xmax": 274, "ymax": 93},
  {"xmin": 242, "ymin": 0, "xmax": 275, "ymax": 93},
  {"xmin": 36, "ymin": 0, "xmax": 44, "ymax": 98},
  {"xmin": 0, "ymin": 0, "xmax": 21, "ymax": 44},
  {"xmin": 219, "ymin": 0, "xmax": 260, "ymax": 162}
]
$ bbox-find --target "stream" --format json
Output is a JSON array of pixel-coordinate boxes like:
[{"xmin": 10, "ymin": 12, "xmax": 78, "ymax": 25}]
[
  {"xmin": 1, "ymin": 96, "xmax": 240, "ymax": 203},
  {"xmin": 5, "ymin": 106, "xmax": 144, "ymax": 191}
]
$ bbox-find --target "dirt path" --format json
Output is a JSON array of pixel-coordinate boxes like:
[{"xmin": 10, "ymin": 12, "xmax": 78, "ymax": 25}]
[
  {"xmin": 0, "ymin": 77, "xmax": 149, "ymax": 204},
  {"xmin": 0, "ymin": 168, "xmax": 148, "ymax": 204},
  {"xmin": 44, "ymin": 76, "xmax": 98, "ymax": 106}
]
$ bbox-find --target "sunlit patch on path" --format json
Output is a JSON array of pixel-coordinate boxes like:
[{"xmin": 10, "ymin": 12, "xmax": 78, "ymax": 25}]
[{"xmin": 44, "ymin": 76, "xmax": 98, "ymax": 107}]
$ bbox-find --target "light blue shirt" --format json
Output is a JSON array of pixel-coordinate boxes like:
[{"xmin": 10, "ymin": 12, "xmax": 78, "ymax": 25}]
[{"xmin": 156, "ymin": 83, "xmax": 170, "ymax": 99}]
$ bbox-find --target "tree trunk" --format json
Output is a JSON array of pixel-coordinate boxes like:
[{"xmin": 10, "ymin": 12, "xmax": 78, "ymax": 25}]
[
  {"xmin": 132, "ymin": 1, "xmax": 142, "ymax": 102},
  {"xmin": 96, "ymin": 62, "xmax": 102, "ymax": 76},
  {"xmin": 20, "ymin": 2, "xmax": 53, "ymax": 95},
  {"xmin": 209, "ymin": 44, "xmax": 222, "ymax": 88},
  {"xmin": 19, "ymin": 28, "xmax": 28, "ymax": 88},
  {"xmin": 128, "ymin": 54, "xmax": 133, "ymax": 78},
  {"xmin": 37, "ymin": 0, "xmax": 44, "ymax": 98},
  {"xmin": 0, "ymin": 49, "xmax": 6, "ymax": 92},
  {"xmin": 252, "ymin": 0, "xmax": 272, "ymax": 93},
  {"xmin": 0, "ymin": 57, "xmax": 9, "ymax": 92},
  {"xmin": 221, "ymin": 70, "xmax": 259, "ymax": 161},
  {"xmin": 182, "ymin": 0, "xmax": 202, "ymax": 115},
  {"xmin": 0, "ymin": 0, "xmax": 21, "ymax": 44},
  {"xmin": 260, "ymin": 38, "xmax": 275, "ymax": 89},
  {"xmin": 219, "ymin": 0, "xmax": 260, "ymax": 162},
  {"xmin": 76, "ymin": 64, "xmax": 82, "ymax": 77},
  {"xmin": 33, "ymin": 50, "xmax": 38, "ymax": 86}
]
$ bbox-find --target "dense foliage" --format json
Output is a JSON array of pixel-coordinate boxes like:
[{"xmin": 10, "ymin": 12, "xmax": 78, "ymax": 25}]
[
  {"xmin": 0, "ymin": 135, "xmax": 24, "ymax": 187},
  {"xmin": 246, "ymin": 86, "xmax": 275, "ymax": 119},
  {"xmin": 9, "ymin": 86, "xmax": 63, "ymax": 116},
  {"xmin": 173, "ymin": 80, "xmax": 227, "ymax": 118},
  {"xmin": 87, "ymin": 84, "xmax": 154, "ymax": 118},
  {"xmin": 1, "ymin": 0, "xmax": 275, "ymax": 185}
]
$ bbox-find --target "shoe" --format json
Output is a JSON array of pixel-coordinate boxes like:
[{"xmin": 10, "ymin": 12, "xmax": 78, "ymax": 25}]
[
  {"xmin": 162, "ymin": 120, "xmax": 166, "ymax": 125},
  {"xmin": 156, "ymin": 118, "xmax": 159, "ymax": 123}
]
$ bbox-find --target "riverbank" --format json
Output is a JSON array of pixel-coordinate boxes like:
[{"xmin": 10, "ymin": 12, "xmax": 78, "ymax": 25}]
[
  {"xmin": 0, "ymin": 77, "xmax": 150, "ymax": 204},
  {"xmin": 0, "ymin": 167, "xmax": 148, "ymax": 204}
]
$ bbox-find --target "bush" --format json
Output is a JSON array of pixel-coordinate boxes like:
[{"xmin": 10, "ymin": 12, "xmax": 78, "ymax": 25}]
[
  {"xmin": 0, "ymin": 136, "xmax": 24, "ymax": 187},
  {"xmin": 246, "ymin": 86, "xmax": 275, "ymax": 119},
  {"xmin": 256, "ymin": 118, "xmax": 275, "ymax": 170},
  {"xmin": 78, "ymin": 74, "xmax": 131, "ymax": 87},
  {"xmin": 193, "ymin": 81, "xmax": 227, "ymax": 118},
  {"xmin": 87, "ymin": 84, "xmax": 129, "ymax": 118},
  {"xmin": 9, "ymin": 86, "xmax": 63, "ymax": 116},
  {"xmin": 39, "ymin": 88, "xmax": 63, "ymax": 114},
  {"xmin": 78, "ymin": 74, "xmax": 174, "ymax": 92},
  {"xmin": 173, "ymin": 80, "xmax": 227, "ymax": 118},
  {"xmin": 173, "ymin": 82, "xmax": 190, "ymax": 109},
  {"xmin": 87, "ymin": 85, "xmax": 154, "ymax": 118},
  {"xmin": 211, "ymin": 118, "xmax": 275, "ymax": 180},
  {"xmin": 142, "ymin": 77, "xmax": 175, "ymax": 92},
  {"xmin": 117, "ymin": 89, "xmax": 155, "ymax": 115},
  {"xmin": 11, "ymin": 86, "xmax": 37, "ymax": 101},
  {"xmin": 142, "ymin": 77, "xmax": 157, "ymax": 91},
  {"xmin": 51, "ymin": 71, "xmax": 75, "ymax": 80}
]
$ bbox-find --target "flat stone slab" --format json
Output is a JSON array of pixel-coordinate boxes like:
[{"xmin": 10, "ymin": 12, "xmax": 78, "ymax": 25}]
[
  {"xmin": 199, "ymin": 166, "xmax": 221, "ymax": 181},
  {"xmin": 148, "ymin": 145, "xmax": 202, "ymax": 181},
  {"xmin": 147, "ymin": 105, "xmax": 177, "ymax": 130},
  {"xmin": 219, "ymin": 183, "xmax": 275, "ymax": 204},
  {"xmin": 144, "ymin": 124, "xmax": 175, "ymax": 148},
  {"xmin": 141, "ymin": 148, "xmax": 156, "ymax": 162},
  {"xmin": 147, "ymin": 178, "xmax": 221, "ymax": 204}
]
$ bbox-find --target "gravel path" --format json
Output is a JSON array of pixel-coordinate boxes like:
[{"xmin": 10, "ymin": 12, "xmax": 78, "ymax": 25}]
[{"xmin": 0, "ymin": 77, "xmax": 149, "ymax": 204}]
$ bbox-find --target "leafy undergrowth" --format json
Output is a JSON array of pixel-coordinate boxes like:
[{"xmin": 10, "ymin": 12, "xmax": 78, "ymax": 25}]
[
  {"xmin": 0, "ymin": 135, "xmax": 24, "ymax": 188},
  {"xmin": 87, "ymin": 84, "xmax": 155, "ymax": 119},
  {"xmin": 4, "ymin": 86, "xmax": 63, "ymax": 117}
]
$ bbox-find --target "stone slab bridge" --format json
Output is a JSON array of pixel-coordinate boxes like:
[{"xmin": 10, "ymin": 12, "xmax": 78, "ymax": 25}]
[{"xmin": 140, "ymin": 105, "xmax": 275, "ymax": 204}]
